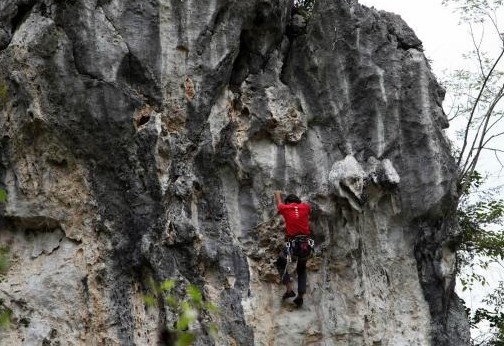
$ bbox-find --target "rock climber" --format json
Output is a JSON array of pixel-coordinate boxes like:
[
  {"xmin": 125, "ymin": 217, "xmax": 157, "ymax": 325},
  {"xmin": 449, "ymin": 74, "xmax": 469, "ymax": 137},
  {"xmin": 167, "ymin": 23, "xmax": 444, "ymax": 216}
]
[{"xmin": 274, "ymin": 191, "xmax": 313, "ymax": 307}]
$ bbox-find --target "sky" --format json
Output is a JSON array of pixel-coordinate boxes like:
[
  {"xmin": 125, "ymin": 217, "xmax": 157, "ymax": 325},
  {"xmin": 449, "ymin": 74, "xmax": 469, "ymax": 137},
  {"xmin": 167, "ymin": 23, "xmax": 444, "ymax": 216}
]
[
  {"xmin": 356, "ymin": 0, "xmax": 504, "ymax": 339},
  {"xmin": 357, "ymin": 0, "xmax": 472, "ymax": 75}
]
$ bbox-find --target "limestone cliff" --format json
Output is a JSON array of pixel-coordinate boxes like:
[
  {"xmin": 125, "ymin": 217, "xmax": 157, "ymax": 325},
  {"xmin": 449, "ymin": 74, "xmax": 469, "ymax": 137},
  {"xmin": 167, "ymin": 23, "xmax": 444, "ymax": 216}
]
[{"xmin": 0, "ymin": 0, "xmax": 470, "ymax": 345}]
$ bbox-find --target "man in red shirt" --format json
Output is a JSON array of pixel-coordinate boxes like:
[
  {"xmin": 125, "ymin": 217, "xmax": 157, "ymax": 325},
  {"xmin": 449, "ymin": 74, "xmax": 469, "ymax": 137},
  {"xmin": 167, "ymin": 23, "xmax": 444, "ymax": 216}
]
[{"xmin": 274, "ymin": 191, "xmax": 312, "ymax": 307}]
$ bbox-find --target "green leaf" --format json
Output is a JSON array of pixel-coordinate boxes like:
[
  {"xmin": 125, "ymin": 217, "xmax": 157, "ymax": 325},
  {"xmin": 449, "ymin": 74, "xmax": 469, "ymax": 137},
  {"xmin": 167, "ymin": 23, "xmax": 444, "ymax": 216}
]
[
  {"xmin": 0, "ymin": 247, "xmax": 10, "ymax": 274},
  {"xmin": 175, "ymin": 331, "xmax": 196, "ymax": 346},
  {"xmin": 181, "ymin": 300, "xmax": 190, "ymax": 311},
  {"xmin": 187, "ymin": 284, "xmax": 202, "ymax": 304},
  {"xmin": 160, "ymin": 279, "xmax": 175, "ymax": 292},
  {"xmin": 176, "ymin": 306, "xmax": 197, "ymax": 331},
  {"xmin": 144, "ymin": 279, "xmax": 220, "ymax": 344},
  {"xmin": 143, "ymin": 295, "xmax": 157, "ymax": 307},
  {"xmin": 176, "ymin": 315, "xmax": 190, "ymax": 331},
  {"xmin": 205, "ymin": 302, "xmax": 219, "ymax": 313},
  {"xmin": 147, "ymin": 278, "xmax": 159, "ymax": 294},
  {"xmin": 0, "ymin": 189, "xmax": 7, "ymax": 203},
  {"xmin": 207, "ymin": 322, "xmax": 219, "ymax": 339},
  {"xmin": 0, "ymin": 308, "xmax": 11, "ymax": 328},
  {"xmin": 166, "ymin": 295, "xmax": 178, "ymax": 308}
]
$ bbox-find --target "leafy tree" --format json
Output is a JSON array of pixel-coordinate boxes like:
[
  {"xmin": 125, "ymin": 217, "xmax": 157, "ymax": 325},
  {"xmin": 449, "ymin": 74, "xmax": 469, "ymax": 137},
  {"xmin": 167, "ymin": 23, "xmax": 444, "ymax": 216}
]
[
  {"xmin": 0, "ymin": 189, "xmax": 6, "ymax": 204},
  {"xmin": 144, "ymin": 279, "xmax": 219, "ymax": 346},
  {"xmin": 457, "ymin": 172, "xmax": 504, "ymax": 290},
  {"xmin": 0, "ymin": 248, "xmax": 9, "ymax": 329},
  {"xmin": 0, "ymin": 248, "xmax": 9, "ymax": 276},
  {"xmin": 442, "ymin": 0, "xmax": 504, "ymax": 344},
  {"xmin": 466, "ymin": 281, "xmax": 504, "ymax": 345}
]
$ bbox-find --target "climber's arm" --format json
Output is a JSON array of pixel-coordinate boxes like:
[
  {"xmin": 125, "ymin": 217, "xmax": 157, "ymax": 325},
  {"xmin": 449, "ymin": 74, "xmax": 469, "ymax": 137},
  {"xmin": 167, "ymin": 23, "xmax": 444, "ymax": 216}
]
[{"xmin": 274, "ymin": 191, "xmax": 283, "ymax": 207}]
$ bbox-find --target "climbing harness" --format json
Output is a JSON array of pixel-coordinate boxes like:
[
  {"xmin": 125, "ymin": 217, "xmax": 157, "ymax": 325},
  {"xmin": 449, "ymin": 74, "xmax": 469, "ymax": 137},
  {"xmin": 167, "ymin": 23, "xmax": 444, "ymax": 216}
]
[
  {"xmin": 287, "ymin": 235, "xmax": 315, "ymax": 260},
  {"xmin": 281, "ymin": 235, "xmax": 315, "ymax": 281}
]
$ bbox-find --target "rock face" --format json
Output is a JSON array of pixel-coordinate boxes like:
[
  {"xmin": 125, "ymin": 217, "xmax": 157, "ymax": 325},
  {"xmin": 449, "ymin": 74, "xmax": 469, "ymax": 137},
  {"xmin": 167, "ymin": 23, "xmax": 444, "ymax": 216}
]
[{"xmin": 0, "ymin": 0, "xmax": 470, "ymax": 345}]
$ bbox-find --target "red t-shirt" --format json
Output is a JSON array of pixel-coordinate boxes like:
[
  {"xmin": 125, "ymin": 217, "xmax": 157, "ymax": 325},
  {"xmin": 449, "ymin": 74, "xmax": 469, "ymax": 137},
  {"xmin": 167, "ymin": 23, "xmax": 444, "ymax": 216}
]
[{"xmin": 277, "ymin": 203, "xmax": 311, "ymax": 237}]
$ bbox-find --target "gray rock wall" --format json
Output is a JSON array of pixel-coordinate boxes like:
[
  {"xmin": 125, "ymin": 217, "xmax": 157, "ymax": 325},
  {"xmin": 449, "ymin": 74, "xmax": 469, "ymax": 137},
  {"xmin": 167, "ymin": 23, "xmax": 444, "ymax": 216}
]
[{"xmin": 0, "ymin": 0, "xmax": 470, "ymax": 345}]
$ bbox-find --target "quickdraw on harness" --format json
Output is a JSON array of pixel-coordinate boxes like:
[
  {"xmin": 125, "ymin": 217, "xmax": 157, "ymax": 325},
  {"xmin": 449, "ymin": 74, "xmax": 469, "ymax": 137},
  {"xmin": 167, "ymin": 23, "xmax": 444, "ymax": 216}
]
[
  {"xmin": 285, "ymin": 235, "xmax": 315, "ymax": 263},
  {"xmin": 282, "ymin": 235, "xmax": 315, "ymax": 281},
  {"xmin": 285, "ymin": 240, "xmax": 292, "ymax": 263}
]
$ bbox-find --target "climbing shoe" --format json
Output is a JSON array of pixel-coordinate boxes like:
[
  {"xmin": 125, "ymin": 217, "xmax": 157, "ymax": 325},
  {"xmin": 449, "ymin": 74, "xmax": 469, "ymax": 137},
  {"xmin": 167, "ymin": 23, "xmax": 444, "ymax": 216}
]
[
  {"xmin": 293, "ymin": 296, "xmax": 303, "ymax": 307},
  {"xmin": 282, "ymin": 291, "xmax": 296, "ymax": 300}
]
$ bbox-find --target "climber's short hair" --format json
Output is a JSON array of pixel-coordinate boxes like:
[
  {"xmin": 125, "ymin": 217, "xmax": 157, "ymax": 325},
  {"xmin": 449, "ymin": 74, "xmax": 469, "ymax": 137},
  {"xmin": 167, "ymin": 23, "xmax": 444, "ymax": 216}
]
[{"xmin": 284, "ymin": 194, "xmax": 301, "ymax": 204}]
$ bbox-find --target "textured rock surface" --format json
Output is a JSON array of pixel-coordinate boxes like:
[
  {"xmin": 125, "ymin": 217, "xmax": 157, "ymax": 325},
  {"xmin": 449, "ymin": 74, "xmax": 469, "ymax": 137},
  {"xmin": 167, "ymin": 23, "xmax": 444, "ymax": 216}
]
[{"xmin": 0, "ymin": 0, "xmax": 470, "ymax": 345}]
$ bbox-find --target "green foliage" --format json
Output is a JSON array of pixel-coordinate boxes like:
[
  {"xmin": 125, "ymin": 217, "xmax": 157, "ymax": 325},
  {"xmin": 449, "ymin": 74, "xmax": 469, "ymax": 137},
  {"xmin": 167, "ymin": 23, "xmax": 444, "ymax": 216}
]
[
  {"xmin": 0, "ymin": 189, "xmax": 6, "ymax": 203},
  {"xmin": 468, "ymin": 282, "xmax": 504, "ymax": 345},
  {"xmin": 0, "ymin": 308, "xmax": 11, "ymax": 329},
  {"xmin": 0, "ymin": 248, "xmax": 11, "ymax": 330},
  {"xmin": 457, "ymin": 171, "xmax": 504, "ymax": 344},
  {"xmin": 144, "ymin": 279, "xmax": 219, "ymax": 346},
  {"xmin": 457, "ymin": 172, "xmax": 504, "ymax": 284},
  {"xmin": 459, "ymin": 170, "xmax": 484, "ymax": 196},
  {"xmin": 176, "ymin": 332, "xmax": 196, "ymax": 346},
  {"xmin": 143, "ymin": 294, "xmax": 157, "ymax": 307},
  {"xmin": 0, "ymin": 247, "xmax": 9, "ymax": 275},
  {"xmin": 160, "ymin": 279, "xmax": 175, "ymax": 292}
]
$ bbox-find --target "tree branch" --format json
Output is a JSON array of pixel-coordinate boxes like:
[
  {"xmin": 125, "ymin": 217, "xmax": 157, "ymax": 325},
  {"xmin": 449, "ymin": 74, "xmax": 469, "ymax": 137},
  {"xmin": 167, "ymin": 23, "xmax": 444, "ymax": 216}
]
[
  {"xmin": 480, "ymin": 146, "xmax": 504, "ymax": 153},
  {"xmin": 495, "ymin": 149, "xmax": 504, "ymax": 169},
  {"xmin": 485, "ymin": 7, "xmax": 504, "ymax": 46},
  {"xmin": 461, "ymin": 85, "xmax": 504, "ymax": 180},
  {"xmin": 469, "ymin": 22, "xmax": 486, "ymax": 77},
  {"xmin": 487, "ymin": 113, "xmax": 504, "ymax": 132},
  {"xmin": 457, "ymin": 47, "xmax": 504, "ymax": 169}
]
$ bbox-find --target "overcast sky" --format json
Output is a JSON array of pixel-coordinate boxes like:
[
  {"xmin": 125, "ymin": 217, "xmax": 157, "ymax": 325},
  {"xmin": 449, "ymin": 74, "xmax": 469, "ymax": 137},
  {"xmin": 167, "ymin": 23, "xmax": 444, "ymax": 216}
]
[{"xmin": 357, "ymin": 0, "xmax": 472, "ymax": 75}]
